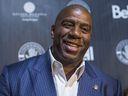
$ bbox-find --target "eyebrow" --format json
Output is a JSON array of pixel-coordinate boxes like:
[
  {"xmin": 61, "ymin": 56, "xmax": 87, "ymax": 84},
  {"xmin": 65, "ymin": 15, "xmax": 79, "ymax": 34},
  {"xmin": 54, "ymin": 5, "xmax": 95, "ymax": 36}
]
[
  {"xmin": 61, "ymin": 19, "xmax": 91, "ymax": 31},
  {"xmin": 61, "ymin": 17, "xmax": 91, "ymax": 26}
]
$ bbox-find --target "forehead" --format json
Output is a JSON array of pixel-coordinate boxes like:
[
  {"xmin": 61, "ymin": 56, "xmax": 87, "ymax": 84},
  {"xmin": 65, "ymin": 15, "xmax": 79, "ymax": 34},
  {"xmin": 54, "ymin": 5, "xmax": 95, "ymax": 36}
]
[{"xmin": 56, "ymin": 5, "xmax": 92, "ymax": 24}]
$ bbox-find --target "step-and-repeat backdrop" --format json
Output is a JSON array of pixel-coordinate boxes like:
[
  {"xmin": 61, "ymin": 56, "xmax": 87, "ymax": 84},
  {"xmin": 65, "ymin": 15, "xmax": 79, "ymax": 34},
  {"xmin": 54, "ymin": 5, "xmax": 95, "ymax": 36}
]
[{"xmin": 0, "ymin": 0, "xmax": 128, "ymax": 91}]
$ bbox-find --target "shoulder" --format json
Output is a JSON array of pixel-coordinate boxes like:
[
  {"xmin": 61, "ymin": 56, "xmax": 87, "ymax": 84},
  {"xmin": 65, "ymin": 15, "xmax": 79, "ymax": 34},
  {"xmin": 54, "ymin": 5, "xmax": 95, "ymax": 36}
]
[
  {"xmin": 85, "ymin": 62, "xmax": 122, "ymax": 95},
  {"xmin": 1, "ymin": 55, "xmax": 41, "ymax": 80},
  {"xmin": 2, "ymin": 50, "xmax": 50, "ymax": 79},
  {"xmin": 86, "ymin": 61, "xmax": 116, "ymax": 82},
  {"xmin": 85, "ymin": 61, "xmax": 121, "ymax": 88},
  {"xmin": 6, "ymin": 55, "xmax": 42, "ymax": 73}
]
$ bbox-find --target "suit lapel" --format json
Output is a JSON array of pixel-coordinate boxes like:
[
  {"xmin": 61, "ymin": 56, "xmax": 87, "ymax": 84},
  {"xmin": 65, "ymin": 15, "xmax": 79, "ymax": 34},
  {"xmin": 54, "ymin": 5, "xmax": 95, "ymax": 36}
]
[
  {"xmin": 78, "ymin": 62, "xmax": 102, "ymax": 96},
  {"xmin": 28, "ymin": 51, "xmax": 103, "ymax": 96},
  {"xmin": 29, "ymin": 51, "xmax": 57, "ymax": 96}
]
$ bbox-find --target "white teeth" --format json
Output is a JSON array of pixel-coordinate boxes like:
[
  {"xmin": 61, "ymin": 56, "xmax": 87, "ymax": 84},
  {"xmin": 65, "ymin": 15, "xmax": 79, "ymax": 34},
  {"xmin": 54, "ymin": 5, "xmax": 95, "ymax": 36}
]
[
  {"xmin": 67, "ymin": 42, "xmax": 77, "ymax": 47},
  {"xmin": 69, "ymin": 43, "xmax": 77, "ymax": 47}
]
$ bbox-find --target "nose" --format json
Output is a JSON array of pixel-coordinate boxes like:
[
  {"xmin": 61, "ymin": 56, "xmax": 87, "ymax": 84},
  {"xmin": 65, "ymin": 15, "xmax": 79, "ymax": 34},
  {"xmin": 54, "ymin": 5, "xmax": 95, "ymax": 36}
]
[{"xmin": 69, "ymin": 26, "xmax": 82, "ymax": 39}]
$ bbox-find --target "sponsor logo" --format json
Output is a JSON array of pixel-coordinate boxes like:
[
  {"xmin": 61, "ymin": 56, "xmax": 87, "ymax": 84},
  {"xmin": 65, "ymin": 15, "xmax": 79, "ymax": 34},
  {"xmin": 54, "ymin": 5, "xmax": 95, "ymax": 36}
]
[
  {"xmin": 23, "ymin": 2, "xmax": 36, "ymax": 13},
  {"xmin": 84, "ymin": 46, "xmax": 94, "ymax": 61},
  {"xmin": 18, "ymin": 42, "xmax": 45, "ymax": 61},
  {"xmin": 112, "ymin": 5, "xmax": 128, "ymax": 19},
  {"xmin": 12, "ymin": 1, "xmax": 47, "ymax": 22},
  {"xmin": 116, "ymin": 39, "xmax": 128, "ymax": 65}
]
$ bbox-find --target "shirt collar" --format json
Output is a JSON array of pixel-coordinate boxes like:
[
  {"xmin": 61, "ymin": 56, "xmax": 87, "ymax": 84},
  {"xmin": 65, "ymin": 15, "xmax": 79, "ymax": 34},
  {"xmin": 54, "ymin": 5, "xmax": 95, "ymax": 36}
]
[{"xmin": 49, "ymin": 48, "xmax": 85, "ymax": 83}]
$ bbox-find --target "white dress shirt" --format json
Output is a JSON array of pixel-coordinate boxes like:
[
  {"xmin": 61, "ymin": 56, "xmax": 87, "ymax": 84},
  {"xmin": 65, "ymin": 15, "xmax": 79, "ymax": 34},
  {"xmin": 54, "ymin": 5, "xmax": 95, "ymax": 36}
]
[{"xmin": 49, "ymin": 49, "xmax": 85, "ymax": 96}]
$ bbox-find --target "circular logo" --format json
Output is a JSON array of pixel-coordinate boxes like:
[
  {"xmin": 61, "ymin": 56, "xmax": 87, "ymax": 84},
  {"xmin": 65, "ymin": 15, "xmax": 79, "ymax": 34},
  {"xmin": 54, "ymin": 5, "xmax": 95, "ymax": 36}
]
[
  {"xmin": 23, "ymin": 2, "xmax": 36, "ymax": 13},
  {"xmin": 116, "ymin": 39, "xmax": 128, "ymax": 65},
  {"xmin": 18, "ymin": 42, "xmax": 45, "ymax": 61}
]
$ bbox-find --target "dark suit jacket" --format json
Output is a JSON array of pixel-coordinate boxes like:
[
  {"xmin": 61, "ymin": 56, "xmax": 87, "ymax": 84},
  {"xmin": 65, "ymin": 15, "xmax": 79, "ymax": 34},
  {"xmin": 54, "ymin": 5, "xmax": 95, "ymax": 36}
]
[{"xmin": 0, "ymin": 50, "xmax": 123, "ymax": 96}]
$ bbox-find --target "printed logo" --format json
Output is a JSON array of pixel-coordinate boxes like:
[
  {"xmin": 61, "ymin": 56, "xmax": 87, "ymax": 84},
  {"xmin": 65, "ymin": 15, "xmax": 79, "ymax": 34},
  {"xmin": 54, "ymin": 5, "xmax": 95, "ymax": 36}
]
[
  {"xmin": 84, "ymin": 46, "xmax": 94, "ymax": 61},
  {"xmin": 23, "ymin": 2, "xmax": 36, "ymax": 13},
  {"xmin": 12, "ymin": 1, "xmax": 47, "ymax": 22},
  {"xmin": 116, "ymin": 39, "xmax": 128, "ymax": 65},
  {"xmin": 112, "ymin": 5, "xmax": 128, "ymax": 19},
  {"xmin": 18, "ymin": 42, "xmax": 45, "ymax": 61}
]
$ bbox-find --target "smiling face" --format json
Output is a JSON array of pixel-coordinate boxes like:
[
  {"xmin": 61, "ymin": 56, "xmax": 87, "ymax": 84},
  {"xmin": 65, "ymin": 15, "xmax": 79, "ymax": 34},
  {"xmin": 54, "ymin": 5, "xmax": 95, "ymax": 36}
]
[{"xmin": 51, "ymin": 5, "xmax": 92, "ymax": 65}]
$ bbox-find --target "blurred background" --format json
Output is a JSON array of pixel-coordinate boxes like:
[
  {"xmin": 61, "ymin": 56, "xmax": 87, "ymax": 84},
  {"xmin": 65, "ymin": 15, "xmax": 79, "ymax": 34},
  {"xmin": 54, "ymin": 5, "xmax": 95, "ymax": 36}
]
[{"xmin": 0, "ymin": 0, "xmax": 128, "ymax": 93}]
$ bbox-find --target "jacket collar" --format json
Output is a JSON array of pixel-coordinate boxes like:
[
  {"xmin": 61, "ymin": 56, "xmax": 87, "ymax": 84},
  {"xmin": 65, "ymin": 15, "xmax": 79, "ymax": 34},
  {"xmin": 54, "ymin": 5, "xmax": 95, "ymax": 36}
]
[
  {"xmin": 78, "ymin": 62, "xmax": 102, "ymax": 96},
  {"xmin": 29, "ymin": 50, "xmax": 57, "ymax": 96},
  {"xmin": 30, "ymin": 50, "xmax": 102, "ymax": 96}
]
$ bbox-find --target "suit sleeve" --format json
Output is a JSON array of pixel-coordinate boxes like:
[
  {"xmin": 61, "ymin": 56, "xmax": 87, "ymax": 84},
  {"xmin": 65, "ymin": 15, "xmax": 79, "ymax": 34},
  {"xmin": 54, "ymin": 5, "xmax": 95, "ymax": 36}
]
[{"xmin": 0, "ymin": 67, "xmax": 10, "ymax": 96}]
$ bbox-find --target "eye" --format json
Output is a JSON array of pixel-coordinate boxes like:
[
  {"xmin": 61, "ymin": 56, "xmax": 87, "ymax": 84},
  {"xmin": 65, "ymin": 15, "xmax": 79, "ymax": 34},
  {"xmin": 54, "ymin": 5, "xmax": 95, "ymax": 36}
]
[
  {"xmin": 81, "ymin": 26, "xmax": 91, "ymax": 33},
  {"xmin": 62, "ymin": 21, "xmax": 74, "ymax": 29},
  {"xmin": 81, "ymin": 27, "xmax": 88, "ymax": 33}
]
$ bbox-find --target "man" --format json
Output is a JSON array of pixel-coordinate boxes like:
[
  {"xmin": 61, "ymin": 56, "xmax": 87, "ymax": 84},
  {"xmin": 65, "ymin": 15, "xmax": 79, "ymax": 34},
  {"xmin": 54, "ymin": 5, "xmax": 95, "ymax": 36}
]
[{"xmin": 0, "ymin": 1, "xmax": 122, "ymax": 96}]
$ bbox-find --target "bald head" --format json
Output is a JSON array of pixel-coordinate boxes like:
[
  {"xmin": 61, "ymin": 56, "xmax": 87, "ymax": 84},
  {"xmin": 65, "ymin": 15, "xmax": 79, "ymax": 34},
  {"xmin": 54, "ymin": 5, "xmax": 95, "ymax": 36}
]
[
  {"xmin": 67, "ymin": 0, "xmax": 91, "ymax": 13},
  {"xmin": 54, "ymin": 5, "xmax": 91, "ymax": 26}
]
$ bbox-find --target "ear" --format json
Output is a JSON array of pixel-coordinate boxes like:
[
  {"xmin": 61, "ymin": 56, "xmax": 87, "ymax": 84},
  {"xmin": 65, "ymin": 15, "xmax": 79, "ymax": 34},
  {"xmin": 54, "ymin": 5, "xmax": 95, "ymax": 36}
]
[{"xmin": 51, "ymin": 25, "xmax": 55, "ymax": 39}]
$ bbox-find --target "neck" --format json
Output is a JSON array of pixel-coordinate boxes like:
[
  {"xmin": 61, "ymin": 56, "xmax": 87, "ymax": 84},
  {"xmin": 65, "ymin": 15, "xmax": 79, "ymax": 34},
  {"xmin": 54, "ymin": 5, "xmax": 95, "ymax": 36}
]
[{"xmin": 63, "ymin": 61, "xmax": 81, "ymax": 80}]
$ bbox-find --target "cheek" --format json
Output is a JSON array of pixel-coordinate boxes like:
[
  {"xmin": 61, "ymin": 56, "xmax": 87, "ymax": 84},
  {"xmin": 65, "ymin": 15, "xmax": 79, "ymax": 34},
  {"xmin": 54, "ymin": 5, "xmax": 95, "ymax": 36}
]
[
  {"xmin": 54, "ymin": 34, "xmax": 60, "ymax": 44},
  {"xmin": 60, "ymin": 27, "xmax": 71, "ymax": 36},
  {"xmin": 81, "ymin": 35, "xmax": 91, "ymax": 54},
  {"xmin": 53, "ymin": 30, "xmax": 64, "ymax": 45},
  {"xmin": 83, "ymin": 34, "xmax": 91, "ymax": 43}
]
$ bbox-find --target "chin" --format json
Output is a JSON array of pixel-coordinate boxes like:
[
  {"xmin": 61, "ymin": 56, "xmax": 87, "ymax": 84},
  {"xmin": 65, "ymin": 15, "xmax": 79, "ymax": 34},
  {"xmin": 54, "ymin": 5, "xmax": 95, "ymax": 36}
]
[{"xmin": 63, "ymin": 52, "xmax": 79, "ymax": 60}]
